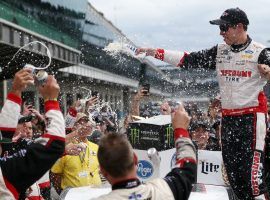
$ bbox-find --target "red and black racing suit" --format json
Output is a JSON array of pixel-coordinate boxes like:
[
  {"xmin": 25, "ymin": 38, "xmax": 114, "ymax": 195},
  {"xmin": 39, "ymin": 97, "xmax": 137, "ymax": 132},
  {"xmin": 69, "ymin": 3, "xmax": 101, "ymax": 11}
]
[
  {"xmin": 0, "ymin": 93, "xmax": 65, "ymax": 199},
  {"xmin": 154, "ymin": 36, "xmax": 270, "ymax": 200}
]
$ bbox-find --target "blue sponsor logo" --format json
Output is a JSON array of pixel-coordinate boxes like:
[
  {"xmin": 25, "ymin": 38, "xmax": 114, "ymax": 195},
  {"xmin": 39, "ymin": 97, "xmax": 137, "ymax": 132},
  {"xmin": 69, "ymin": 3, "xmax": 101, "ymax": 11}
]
[
  {"xmin": 171, "ymin": 152, "xmax": 176, "ymax": 168},
  {"xmin": 245, "ymin": 50, "xmax": 254, "ymax": 54},
  {"xmin": 137, "ymin": 160, "xmax": 153, "ymax": 179},
  {"xmin": 128, "ymin": 193, "xmax": 142, "ymax": 199}
]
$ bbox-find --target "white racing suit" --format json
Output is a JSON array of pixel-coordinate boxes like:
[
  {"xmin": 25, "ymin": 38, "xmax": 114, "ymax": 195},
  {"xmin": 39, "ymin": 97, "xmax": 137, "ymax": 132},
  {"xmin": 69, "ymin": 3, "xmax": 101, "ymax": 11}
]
[{"xmin": 152, "ymin": 37, "xmax": 270, "ymax": 200}]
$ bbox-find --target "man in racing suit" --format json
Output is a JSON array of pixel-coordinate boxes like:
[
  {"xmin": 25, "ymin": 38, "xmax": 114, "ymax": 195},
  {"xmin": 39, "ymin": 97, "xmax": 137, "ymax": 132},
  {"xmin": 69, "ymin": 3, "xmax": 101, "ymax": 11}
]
[
  {"xmin": 94, "ymin": 104, "xmax": 196, "ymax": 200},
  {"xmin": 0, "ymin": 69, "xmax": 65, "ymax": 199},
  {"xmin": 136, "ymin": 7, "xmax": 270, "ymax": 200}
]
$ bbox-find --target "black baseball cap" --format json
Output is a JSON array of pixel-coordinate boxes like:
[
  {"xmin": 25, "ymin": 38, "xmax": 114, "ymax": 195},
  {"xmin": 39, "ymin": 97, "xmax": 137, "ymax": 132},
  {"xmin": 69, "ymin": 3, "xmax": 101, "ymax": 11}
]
[
  {"xmin": 0, "ymin": 115, "xmax": 33, "ymax": 144},
  {"xmin": 190, "ymin": 120, "xmax": 210, "ymax": 132},
  {"xmin": 210, "ymin": 8, "xmax": 249, "ymax": 26},
  {"xmin": 18, "ymin": 115, "xmax": 33, "ymax": 124}
]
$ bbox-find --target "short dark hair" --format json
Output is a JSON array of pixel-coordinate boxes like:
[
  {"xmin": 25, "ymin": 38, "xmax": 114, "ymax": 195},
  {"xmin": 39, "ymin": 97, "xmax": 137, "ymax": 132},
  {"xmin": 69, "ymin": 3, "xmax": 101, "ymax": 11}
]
[{"xmin": 98, "ymin": 133, "xmax": 134, "ymax": 178}]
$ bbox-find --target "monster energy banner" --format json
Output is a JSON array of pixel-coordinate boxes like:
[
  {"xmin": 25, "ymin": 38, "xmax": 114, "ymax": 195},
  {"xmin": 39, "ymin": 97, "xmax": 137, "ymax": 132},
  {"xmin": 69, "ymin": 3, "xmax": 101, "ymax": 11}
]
[{"xmin": 127, "ymin": 115, "xmax": 174, "ymax": 151}]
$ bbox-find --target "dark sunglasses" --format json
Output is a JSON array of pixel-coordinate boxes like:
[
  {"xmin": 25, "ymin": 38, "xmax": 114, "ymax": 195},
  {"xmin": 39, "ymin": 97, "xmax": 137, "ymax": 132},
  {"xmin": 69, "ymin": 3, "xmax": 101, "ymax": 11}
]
[{"xmin": 219, "ymin": 24, "xmax": 231, "ymax": 32}]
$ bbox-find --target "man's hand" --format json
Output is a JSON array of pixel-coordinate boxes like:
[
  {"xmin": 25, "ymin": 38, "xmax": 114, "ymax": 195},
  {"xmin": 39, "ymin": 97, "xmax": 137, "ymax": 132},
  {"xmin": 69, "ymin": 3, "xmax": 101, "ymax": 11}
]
[
  {"xmin": 38, "ymin": 75, "xmax": 60, "ymax": 100},
  {"xmin": 29, "ymin": 107, "xmax": 44, "ymax": 121},
  {"xmin": 160, "ymin": 102, "xmax": 172, "ymax": 115},
  {"xmin": 12, "ymin": 132, "xmax": 26, "ymax": 142},
  {"xmin": 258, "ymin": 64, "xmax": 270, "ymax": 80},
  {"xmin": 65, "ymin": 143, "xmax": 87, "ymax": 156},
  {"xmin": 171, "ymin": 104, "xmax": 190, "ymax": 130},
  {"xmin": 13, "ymin": 123, "xmax": 28, "ymax": 142},
  {"xmin": 11, "ymin": 69, "xmax": 34, "ymax": 97},
  {"xmin": 86, "ymin": 96, "xmax": 99, "ymax": 107},
  {"xmin": 103, "ymin": 116, "xmax": 115, "ymax": 127},
  {"xmin": 22, "ymin": 103, "xmax": 33, "ymax": 116},
  {"xmin": 134, "ymin": 88, "xmax": 148, "ymax": 101},
  {"xmin": 135, "ymin": 48, "xmax": 156, "ymax": 57},
  {"xmin": 130, "ymin": 88, "xmax": 147, "ymax": 116},
  {"xmin": 85, "ymin": 96, "xmax": 99, "ymax": 111}
]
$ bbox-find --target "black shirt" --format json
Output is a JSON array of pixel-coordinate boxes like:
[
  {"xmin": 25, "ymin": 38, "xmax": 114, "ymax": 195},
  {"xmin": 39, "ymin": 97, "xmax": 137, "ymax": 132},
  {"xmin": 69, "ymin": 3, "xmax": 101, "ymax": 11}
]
[{"xmin": 181, "ymin": 36, "xmax": 270, "ymax": 69}]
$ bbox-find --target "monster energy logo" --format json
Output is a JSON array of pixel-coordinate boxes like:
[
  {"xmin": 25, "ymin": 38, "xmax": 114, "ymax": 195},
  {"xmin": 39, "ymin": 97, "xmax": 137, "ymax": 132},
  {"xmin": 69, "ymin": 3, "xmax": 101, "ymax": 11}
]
[
  {"xmin": 165, "ymin": 124, "xmax": 173, "ymax": 145},
  {"xmin": 130, "ymin": 128, "xmax": 140, "ymax": 144}
]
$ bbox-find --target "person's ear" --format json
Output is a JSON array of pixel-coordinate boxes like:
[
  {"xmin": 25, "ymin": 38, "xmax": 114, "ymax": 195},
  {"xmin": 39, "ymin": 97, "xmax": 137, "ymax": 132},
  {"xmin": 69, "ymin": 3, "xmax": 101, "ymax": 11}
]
[
  {"xmin": 133, "ymin": 152, "xmax": 138, "ymax": 165},
  {"xmin": 99, "ymin": 166, "xmax": 108, "ymax": 178}
]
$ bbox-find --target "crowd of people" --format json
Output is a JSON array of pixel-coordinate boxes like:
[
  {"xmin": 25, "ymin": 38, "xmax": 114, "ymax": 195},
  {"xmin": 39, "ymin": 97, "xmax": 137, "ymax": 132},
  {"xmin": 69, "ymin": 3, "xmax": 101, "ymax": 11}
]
[
  {"xmin": 0, "ymin": 68, "xmax": 198, "ymax": 200},
  {"xmin": 127, "ymin": 87, "xmax": 222, "ymax": 152},
  {"xmin": 1, "ymin": 69, "xmax": 267, "ymax": 200},
  {"xmin": 1, "ymin": 6, "xmax": 270, "ymax": 200}
]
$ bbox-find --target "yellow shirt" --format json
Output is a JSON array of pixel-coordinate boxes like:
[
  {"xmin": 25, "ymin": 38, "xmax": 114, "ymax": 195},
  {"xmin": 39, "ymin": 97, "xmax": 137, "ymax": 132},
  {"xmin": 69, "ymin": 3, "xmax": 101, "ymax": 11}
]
[{"xmin": 51, "ymin": 141, "xmax": 101, "ymax": 189}]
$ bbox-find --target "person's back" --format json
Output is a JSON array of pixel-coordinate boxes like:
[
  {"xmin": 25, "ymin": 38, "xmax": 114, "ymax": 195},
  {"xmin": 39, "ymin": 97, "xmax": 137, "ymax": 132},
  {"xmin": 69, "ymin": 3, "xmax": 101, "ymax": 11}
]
[
  {"xmin": 95, "ymin": 178, "xmax": 174, "ymax": 200},
  {"xmin": 93, "ymin": 105, "xmax": 196, "ymax": 200}
]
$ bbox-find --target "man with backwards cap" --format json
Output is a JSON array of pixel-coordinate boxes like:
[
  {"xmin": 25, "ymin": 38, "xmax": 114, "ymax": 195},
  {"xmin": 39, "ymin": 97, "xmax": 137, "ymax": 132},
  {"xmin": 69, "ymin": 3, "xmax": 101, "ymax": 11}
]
[{"xmin": 137, "ymin": 8, "xmax": 270, "ymax": 200}]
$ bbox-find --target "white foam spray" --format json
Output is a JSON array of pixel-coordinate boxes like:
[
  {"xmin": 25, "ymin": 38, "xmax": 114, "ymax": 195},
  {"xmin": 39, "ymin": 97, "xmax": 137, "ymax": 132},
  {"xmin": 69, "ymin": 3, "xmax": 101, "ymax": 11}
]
[
  {"xmin": 103, "ymin": 42, "xmax": 146, "ymax": 60},
  {"xmin": 7, "ymin": 41, "xmax": 52, "ymax": 70}
]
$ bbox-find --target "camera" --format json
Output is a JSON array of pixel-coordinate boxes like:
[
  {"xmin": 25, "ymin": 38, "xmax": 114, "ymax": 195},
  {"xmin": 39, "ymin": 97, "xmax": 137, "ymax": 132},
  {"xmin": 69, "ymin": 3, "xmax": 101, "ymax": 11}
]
[
  {"xmin": 93, "ymin": 115, "xmax": 103, "ymax": 124},
  {"xmin": 92, "ymin": 91, "xmax": 99, "ymax": 98},
  {"xmin": 141, "ymin": 84, "xmax": 150, "ymax": 96}
]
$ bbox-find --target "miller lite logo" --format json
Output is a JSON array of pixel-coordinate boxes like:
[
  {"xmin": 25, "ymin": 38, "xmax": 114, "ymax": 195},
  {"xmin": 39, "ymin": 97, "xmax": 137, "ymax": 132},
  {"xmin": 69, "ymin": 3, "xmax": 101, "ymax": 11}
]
[{"xmin": 201, "ymin": 161, "xmax": 220, "ymax": 174}]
